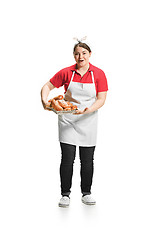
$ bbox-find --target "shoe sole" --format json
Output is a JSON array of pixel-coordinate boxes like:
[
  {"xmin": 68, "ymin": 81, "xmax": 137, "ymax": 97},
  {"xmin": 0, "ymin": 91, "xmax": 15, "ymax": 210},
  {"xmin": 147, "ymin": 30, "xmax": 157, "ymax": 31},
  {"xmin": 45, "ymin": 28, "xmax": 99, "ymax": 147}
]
[
  {"xmin": 82, "ymin": 200, "xmax": 96, "ymax": 205},
  {"xmin": 58, "ymin": 204, "xmax": 69, "ymax": 208}
]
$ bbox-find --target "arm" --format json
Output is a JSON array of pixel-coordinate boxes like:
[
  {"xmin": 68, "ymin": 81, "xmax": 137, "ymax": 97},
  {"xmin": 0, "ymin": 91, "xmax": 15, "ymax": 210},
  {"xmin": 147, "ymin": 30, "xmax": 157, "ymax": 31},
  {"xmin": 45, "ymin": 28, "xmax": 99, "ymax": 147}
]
[
  {"xmin": 41, "ymin": 81, "xmax": 56, "ymax": 109},
  {"xmin": 75, "ymin": 91, "xmax": 107, "ymax": 114}
]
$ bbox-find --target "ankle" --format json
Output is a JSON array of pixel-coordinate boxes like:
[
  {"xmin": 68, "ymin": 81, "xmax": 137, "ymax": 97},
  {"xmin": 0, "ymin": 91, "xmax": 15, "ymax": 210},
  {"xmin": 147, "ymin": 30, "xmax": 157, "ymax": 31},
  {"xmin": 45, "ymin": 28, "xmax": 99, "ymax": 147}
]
[
  {"xmin": 82, "ymin": 193, "xmax": 91, "ymax": 197},
  {"xmin": 62, "ymin": 195, "xmax": 70, "ymax": 199}
]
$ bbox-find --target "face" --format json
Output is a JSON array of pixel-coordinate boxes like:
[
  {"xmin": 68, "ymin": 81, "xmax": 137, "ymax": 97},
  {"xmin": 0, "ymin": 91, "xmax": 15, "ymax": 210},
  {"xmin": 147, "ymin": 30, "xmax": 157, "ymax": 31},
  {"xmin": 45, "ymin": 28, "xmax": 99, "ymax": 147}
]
[{"xmin": 74, "ymin": 46, "xmax": 91, "ymax": 68}]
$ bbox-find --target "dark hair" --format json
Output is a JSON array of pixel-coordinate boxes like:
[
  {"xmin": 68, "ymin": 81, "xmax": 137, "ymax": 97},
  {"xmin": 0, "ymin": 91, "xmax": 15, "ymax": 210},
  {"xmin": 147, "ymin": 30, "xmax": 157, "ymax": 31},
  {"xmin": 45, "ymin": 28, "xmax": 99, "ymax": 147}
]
[{"xmin": 73, "ymin": 42, "xmax": 92, "ymax": 53}]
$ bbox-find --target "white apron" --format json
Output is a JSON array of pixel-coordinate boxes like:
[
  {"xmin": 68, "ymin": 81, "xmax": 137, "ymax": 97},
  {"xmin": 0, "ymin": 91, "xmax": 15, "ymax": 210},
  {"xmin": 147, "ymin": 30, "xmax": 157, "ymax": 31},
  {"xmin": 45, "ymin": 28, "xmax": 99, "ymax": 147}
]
[{"xmin": 58, "ymin": 71, "xmax": 98, "ymax": 146}]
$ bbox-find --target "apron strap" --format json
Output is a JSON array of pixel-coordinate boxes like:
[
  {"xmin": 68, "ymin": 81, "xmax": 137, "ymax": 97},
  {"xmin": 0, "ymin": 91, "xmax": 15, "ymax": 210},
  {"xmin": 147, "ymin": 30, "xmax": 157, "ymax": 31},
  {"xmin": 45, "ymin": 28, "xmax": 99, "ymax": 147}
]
[
  {"xmin": 70, "ymin": 71, "xmax": 75, "ymax": 83},
  {"xmin": 90, "ymin": 71, "xmax": 95, "ymax": 84}
]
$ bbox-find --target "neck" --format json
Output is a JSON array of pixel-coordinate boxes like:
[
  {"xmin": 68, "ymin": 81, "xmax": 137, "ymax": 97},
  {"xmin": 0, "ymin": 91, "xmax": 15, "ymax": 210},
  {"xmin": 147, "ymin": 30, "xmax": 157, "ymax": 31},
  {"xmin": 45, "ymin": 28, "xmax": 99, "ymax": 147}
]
[{"xmin": 76, "ymin": 63, "xmax": 90, "ymax": 72}]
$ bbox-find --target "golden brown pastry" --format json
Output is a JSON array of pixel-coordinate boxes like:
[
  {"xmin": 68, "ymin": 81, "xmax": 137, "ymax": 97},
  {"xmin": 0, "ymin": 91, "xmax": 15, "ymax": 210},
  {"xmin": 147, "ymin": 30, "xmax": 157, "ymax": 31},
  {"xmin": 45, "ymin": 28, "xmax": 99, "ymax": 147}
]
[
  {"xmin": 51, "ymin": 99, "xmax": 63, "ymax": 111},
  {"xmin": 58, "ymin": 100, "xmax": 69, "ymax": 109},
  {"xmin": 48, "ymin": 96, "xmax": 78, "ymax": 112},
  {"xmin": 66, "ymin": 101, "xmax": 73, "ymax": 107},
  {"xmin": 71, "ymin": 105, "xmax": 78, "ymax": 110},
  {"xmin": 64, "ymin": 107, "xmax": 72, "ymax": 111},
  {"xmin": 54, "ymin": 95, "xmax": 64, "ymax": 100}
]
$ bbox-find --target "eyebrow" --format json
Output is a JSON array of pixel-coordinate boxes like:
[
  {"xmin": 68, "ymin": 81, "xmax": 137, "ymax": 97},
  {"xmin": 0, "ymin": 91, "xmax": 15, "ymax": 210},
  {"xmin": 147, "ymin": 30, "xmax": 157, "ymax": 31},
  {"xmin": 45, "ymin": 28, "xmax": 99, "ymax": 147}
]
[{"xmin": 75, "ymin": 50, "xmax": 87, "ymax": 54}]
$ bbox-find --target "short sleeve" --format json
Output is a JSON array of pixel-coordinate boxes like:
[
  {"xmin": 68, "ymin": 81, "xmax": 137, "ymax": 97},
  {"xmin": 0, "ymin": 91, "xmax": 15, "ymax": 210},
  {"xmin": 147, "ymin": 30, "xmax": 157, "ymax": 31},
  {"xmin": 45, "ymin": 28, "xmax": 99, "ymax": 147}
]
[
  {"xmin": 96, "ymin": 70, "xmax": 108, "ymax": 92},
  {"xmin": 50, "ymin": 69, "xmax": 65, "ymax": 88}
]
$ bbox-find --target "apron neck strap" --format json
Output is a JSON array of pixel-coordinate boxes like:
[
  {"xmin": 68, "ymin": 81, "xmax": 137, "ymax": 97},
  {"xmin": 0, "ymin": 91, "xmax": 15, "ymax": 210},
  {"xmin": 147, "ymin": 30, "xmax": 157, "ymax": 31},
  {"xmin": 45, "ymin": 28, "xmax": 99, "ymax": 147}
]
[
  {"xmin": 90, "ymin": 71, "xmax": 95, "ymax": 84},
  {"xmin": 70, "ymin": 71, "xmax": 75, "ymax": 83}
]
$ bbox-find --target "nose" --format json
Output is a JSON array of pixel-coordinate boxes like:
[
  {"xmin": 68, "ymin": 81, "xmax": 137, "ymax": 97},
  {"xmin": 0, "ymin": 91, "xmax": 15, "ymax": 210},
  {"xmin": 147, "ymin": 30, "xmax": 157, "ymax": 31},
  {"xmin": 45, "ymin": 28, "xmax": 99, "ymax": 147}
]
[{"xmin": 79, "ymin": 53, "xmax": 83, "ymax": 59}]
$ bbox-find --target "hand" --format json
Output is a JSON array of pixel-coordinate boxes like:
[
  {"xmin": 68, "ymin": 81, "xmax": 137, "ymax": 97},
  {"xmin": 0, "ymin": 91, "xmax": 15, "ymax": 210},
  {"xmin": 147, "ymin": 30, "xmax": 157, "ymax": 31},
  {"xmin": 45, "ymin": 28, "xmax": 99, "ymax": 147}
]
[
  {"xmin": 42, "ymin": 100, "xmax": 51, "ymax": 111},
  {"xmin": 73, "ymin": 107, "xmax": 90, "ymax": 115}
]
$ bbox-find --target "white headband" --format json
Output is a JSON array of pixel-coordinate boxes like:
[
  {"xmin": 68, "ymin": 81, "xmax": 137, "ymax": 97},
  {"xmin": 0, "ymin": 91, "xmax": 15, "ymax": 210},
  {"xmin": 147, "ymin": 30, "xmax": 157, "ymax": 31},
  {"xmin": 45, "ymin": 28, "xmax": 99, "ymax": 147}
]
[
  {"xmin": 73, "ymin": 36, "xmax": 87, "ymax": 43},
  {"xmin": 73, "ymin": 36, "xmax": 92, "ymax": 51}
]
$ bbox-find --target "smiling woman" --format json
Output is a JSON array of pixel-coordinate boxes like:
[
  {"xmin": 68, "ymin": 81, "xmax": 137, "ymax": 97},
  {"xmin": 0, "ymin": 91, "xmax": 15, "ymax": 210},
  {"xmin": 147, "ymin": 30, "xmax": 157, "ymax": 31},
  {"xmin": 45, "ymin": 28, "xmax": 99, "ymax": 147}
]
[
  {"xmin": 73, "ymin": 44, "xmax": 92, "ymax": 77},
  {"xmin": 40, "ymin": 37, "xmax": 108, "ymax": 207}
]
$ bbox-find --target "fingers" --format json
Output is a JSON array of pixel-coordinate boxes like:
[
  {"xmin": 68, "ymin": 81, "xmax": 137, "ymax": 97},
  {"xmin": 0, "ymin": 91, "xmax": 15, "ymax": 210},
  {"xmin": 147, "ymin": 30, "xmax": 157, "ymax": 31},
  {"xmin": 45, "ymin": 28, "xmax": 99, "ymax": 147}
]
[
  {"xmin": 84, "ymin": 107, "xmax": 89, "ymax": 112},
  {"xmin": 45, "ymin": 106, "xmax": 52, "ymax": 111},
  {"xmin": 73, "ymin": 110, "xmax": 82, "ymax": 114},
  {"xmin": 42, "ymin": 101, "xmax": 51, "ymax": 111},
  {"xmin": 73, "ymin": 108, "xmax": 89, "ymax": 115}
]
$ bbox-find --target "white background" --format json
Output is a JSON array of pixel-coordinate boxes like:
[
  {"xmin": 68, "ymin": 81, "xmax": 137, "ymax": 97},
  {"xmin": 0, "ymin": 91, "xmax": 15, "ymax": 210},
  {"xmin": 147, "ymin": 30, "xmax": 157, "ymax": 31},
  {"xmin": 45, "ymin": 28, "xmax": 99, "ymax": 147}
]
[{"xmin": 0, "ymin": 0, "xmax": 160, "ymax": 239}]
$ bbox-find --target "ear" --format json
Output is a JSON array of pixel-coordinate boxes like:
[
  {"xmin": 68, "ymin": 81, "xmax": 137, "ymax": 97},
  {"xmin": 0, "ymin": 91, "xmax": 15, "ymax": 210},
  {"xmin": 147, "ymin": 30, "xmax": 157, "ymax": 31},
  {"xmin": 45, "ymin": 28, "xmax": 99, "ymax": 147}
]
[{"xmin": 89, "ymin": 52, "xmax": 92, "ymax": 57}]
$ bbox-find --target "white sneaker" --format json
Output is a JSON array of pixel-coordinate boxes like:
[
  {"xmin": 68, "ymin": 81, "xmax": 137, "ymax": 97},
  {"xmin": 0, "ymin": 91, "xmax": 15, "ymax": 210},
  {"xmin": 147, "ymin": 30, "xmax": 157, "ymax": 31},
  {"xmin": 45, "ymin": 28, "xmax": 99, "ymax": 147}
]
[
  {"xmin": 58, "ymin": 196, "xmax": 70, "ymax": 207},
  {"xmin": 82, "ymin": 195, "xmax": 96, "ymax": 205}
]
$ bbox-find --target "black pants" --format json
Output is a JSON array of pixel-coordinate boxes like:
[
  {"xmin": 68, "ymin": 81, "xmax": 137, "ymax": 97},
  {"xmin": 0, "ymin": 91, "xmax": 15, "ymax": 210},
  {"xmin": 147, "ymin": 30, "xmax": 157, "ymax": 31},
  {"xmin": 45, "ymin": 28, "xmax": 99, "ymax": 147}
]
[{"xmin": 60, "ymin": 142, "xmax": 96, "ymax": 196}]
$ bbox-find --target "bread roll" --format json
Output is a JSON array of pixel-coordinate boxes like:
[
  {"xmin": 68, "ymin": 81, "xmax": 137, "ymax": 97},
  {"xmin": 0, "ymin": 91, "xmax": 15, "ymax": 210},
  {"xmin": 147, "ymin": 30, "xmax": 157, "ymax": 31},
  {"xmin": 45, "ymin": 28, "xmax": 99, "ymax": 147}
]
[
  {"xmin": 58, "ymin": 100, "xmax": 69, "ymax": 109},
  {"xmin": 66, "ymin": 101, "xmax": 73, "ymax": 107},
  {"xmin": 64, "ymin": 107, "xmax": 71, "ymax": 111},
  {"xmin": 54, "ymin": 95, "xmax": 64, "ymax": 100},
  {"xmin": 51, "ymin": 99, "xmax": 63, "ymax": 111},
  {"xmin": 71, "ymin": 105, "xmax": 78, "ymax": 110}
]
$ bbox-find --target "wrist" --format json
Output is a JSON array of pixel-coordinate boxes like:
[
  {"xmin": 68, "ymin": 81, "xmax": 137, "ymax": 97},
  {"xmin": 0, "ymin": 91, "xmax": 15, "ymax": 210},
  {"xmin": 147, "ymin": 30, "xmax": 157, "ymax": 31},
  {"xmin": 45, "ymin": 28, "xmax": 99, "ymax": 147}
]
[
  {"xmin": 84, "ymin": 107, "xmax": 92, "ymax": 114},
  {"xmin": 42, "ymin": 99, "xmax": 47, "ymax": 104}
]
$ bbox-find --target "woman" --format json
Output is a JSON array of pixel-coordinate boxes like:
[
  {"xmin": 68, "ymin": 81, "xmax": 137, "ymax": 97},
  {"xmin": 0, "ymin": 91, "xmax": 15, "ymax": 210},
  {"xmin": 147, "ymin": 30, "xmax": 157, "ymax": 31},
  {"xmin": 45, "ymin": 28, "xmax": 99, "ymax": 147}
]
[{"xmin": 41, "ymin": 38, "xmax": 108, "ymax": 207}]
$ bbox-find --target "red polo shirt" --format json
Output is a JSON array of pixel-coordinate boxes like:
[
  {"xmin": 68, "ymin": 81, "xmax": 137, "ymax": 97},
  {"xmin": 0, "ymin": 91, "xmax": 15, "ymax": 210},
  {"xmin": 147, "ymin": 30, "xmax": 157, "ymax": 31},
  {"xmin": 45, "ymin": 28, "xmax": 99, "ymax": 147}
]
[{"xmin": 50, "ymin": 63, "xmax": 108, "ymax": 94}]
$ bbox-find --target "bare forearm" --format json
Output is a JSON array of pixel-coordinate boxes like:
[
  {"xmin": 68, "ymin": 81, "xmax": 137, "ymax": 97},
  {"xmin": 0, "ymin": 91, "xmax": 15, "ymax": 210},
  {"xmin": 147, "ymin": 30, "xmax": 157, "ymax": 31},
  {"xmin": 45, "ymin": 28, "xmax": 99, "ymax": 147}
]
[
  {"xmin": 89, "ymin": 98, "xmax": 105, "ymax": 113},
  {"xmin": 41, "ymin": 81, "xmax": 55, "ymax": 104},
  {"xmin": 41, "ymin": 84, "xmax": 50, "ymax": 103},
  {"xmin": 75, "ymin": 92, "xmax": 107, "ymax": 115}
]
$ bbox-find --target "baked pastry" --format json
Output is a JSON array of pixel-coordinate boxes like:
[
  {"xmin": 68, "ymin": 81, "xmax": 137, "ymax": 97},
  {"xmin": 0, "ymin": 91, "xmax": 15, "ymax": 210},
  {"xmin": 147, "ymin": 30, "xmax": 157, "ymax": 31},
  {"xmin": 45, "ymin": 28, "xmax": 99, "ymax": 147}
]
[
  {"xmin": 58, "ymin": 100, "xmax": 69, "ymax": 109},
  {"xmin": 71, "ymin": 105, "xmax": 77, "ymax": 110},
  {"xmin": 51, "ymin": 99, "xmax": 63, "ymax": 111},
  {"xmin": 49, "ymin": 95, "xmax": 78, "ymax": 112},
  {"xmin": 54, "ymin": 95, "xmax": 64, "ymax": 100}
]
